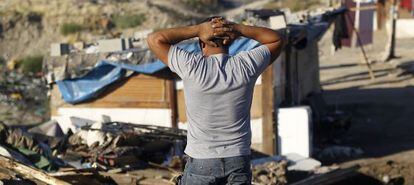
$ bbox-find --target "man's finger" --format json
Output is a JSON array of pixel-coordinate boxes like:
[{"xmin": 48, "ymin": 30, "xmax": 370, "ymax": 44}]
[
  {"xmin": 211, "ymin": 21, "xmax": 234, "ymax": 28},
  {"xmin": 214, "ymin": 27, "xmax": 233, "ymax": 33},
  {"xmin": 213, "ymin": 31, "xmax": 229, "ymax": 37}
]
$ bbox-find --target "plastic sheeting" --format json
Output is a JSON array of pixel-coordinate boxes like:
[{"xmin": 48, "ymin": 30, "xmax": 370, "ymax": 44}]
[{"xmin": 57, "ymin": 37, "xmax": 259, "ymax": 104}]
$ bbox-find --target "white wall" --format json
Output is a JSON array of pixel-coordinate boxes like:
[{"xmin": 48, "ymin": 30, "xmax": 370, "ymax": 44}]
[{"xmin": 52, "ymin": 108, "xmax": 172, "ymax": 133}]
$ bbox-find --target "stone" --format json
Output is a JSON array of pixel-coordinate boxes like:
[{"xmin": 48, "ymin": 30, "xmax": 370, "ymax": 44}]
[
  {"xmin": 73, "ymin": 42, "xmax": 85, "ymax": 50},
  {"xmin": 50, "ymin": 43, "xmax": 70, "ymax": 56},
  {"xmin": 98, "ymin": 38, "xmax": 132, "ymax": 53},
  {"xmin": 134, "ymin": 29, "xmax": 153, "ymax": 40},
  {"xmin": 285, "ymin": 153, "xmax": 321, "ymax": 172}
]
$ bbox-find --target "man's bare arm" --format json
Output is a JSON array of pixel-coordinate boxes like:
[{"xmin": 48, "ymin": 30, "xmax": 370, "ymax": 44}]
[
  {"xmin": 212, "ymin": 20, "xmax": 284, "ymax": 63},
  {"xmin": 235, "ymin": 24, "xmax": 284, "ymax": 63},
  {"xmin": 147, "ymin": 25, "xmax": 199, "ymax": 65},
  {"xmin": 147, "ymin": 21, "xmax": 221, "ymax": 65}
]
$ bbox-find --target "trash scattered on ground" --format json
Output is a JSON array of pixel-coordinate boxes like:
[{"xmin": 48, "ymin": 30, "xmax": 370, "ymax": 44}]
[
  {"xmin": 252, "ymin": 160, "xmax": 288, "ymax": 185},
  {"xmin": 0, "ymin": 121, "xmax": 188, "ymax": 184}
]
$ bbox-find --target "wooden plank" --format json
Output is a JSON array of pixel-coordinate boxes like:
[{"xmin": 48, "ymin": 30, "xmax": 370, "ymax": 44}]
[
  {"xmin": 261, "ymin": 64, "xmax": 276, "ymax": 155},
  {"xmin": 50, "ymin": 74, "xmax": 170, "ymax": 113},
  {"xmin": 251, "ymin": 85, "xmax": 263, "ymax": 119},
  {"xmin": 177, "ymin": 90, "xmax": 187, "ymax": 123},
  {"xmin": 0, "ymin": 155, "xmax": 70, "ymax": 185}
]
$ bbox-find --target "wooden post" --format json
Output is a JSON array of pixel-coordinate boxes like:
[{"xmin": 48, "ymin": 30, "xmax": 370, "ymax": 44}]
[
  {"xmin": 262, "ymin": 64, "xmax": 276, "ymax": 155},
  {"xmin": 377, "ymin": 0, "xmax": 387, "ymax": 30},
  {"xmin": 167, "ymin": 79, "xmax": 178, "ymax": 128},
  {"xmin": 386, "ymin": 0, "xmax": 398, "ymax": 61}
]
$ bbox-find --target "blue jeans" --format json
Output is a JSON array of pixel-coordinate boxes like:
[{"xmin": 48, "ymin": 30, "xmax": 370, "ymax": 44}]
[{"xmin": 179, "ymin": 155, "xmax": 251, "ymax": 185}]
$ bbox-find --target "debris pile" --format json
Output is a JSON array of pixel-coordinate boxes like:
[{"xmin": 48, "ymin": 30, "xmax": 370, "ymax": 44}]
[
  {"xmin": 252, "ymin": 160, "xmax": 288, "ymax": 185},
  {"xmin": 64, "ymin": 122, "xmax": 187, "ymax": 171},
  {"xmin": 0, "ymin": 121, "xmax": 187, "ymax": 184}
]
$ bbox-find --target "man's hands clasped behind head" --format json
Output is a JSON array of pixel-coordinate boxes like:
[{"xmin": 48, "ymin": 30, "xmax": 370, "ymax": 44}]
[
  {"xmin": 198, "ymin": 17, "xmax": 240, "ymax": 47},
  {"xmin": 147, "ymin": 15, "xmax": 282, "ymax": 65}
]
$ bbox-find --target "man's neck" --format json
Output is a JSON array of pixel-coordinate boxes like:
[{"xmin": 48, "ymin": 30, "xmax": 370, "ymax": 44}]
[{"xmin": 203, "ymin": 47, "xmax": 228, "ymax": 56}]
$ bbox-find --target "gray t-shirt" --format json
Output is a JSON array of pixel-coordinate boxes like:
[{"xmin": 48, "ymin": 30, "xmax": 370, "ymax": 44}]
[{"xmin": 168, "ymin": 45, "xmax": 271, "ymax": 159}]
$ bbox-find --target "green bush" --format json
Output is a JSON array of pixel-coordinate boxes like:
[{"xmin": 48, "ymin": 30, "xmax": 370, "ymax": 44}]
[
  {"xmin": 19, "ymin": 55, "xmax": 43, "ymax": 74},
  {"xmin": 112, "ymin": 14, "xmax": 146, "ymax": 29},
  {"xmin": 60, "ymin": 23, "xmax": 83, "ymax": 35}
]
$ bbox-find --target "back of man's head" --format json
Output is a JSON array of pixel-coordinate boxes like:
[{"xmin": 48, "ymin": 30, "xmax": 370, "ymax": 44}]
[{"xmin": 198, "ymin": 16, "xmax": 227, "ymax": 48}]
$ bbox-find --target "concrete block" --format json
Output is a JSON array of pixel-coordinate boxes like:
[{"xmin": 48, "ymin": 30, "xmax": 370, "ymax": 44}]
[
  {"xmin": 288, "ymin": 158, "xmax": 321, "ymax": 171},
  {"xmin": 278, "ymin": 106, "xmax": 312, "ymax": 157},
  {"xmin": 285, "ymin": 153, "xmax": 321, "ymax": 172},
  {"xmin": 134, "ymin": 29, "xmax": 153, "ymax": 40},
  {"xmin": 98, "ymin": 38, "xmax": 133, "ymax": 53},
  {"xmin": 73, "ymin": 42, "xmax": 85, "ymax": 50},
  {"xmin": 269, "ymin": 15, "xmax": 287, "ymax": 30},
  {"xmin": 98, "ymin": 39, "xmax": 124, "ymax": 53},
  {"xmin": 51, "ymin": 43, "xmax": 70, "ymax": 56}
]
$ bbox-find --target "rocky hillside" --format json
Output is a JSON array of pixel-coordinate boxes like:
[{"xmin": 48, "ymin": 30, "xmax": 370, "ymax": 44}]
[{"xmin": 0, "ymin": 0, "xmax": 214, "ymax": 60}]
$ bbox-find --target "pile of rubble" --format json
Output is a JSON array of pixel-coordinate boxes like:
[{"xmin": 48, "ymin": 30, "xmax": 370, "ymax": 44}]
[
  {"xmin": 252, "ymin": 160, "xmax": 288, "ymax": 185},
  {"xmin": 0, "ymin": 119, "xmax": 362, "ymax": 184},
  {"xmin": 0, "ymin": 121, "xmax": 187, "ymax": 184}
]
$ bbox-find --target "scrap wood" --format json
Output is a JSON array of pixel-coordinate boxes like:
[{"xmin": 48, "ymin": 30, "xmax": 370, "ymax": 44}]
[
  {"xmin": 0, "ymin": 155, "xmax": 70, "ymax": 185},
  {"xmin": 344, "ymin": 12, "xmax": 375, "ymax": 80},
  {"xmin": 49, "ymin": 171, "xmax": 94, "ymax": 177},
  {"xmin": 99, "ymin": 171, "xmax": 144, "ymax": 184},
  {"xmin": 291, "ymin": 165, "xmax": 360, "ymax": 185},
  {"xmin": 350, "ymin": 5, "xmax": 378, "ymax": 11},
  {"xmin": 148, "ymin": 161, "xmax": 181, "ymax": 175},
  {"xmin": 138, "ymin": 178, "xmax": 176, "ymax": 185}
]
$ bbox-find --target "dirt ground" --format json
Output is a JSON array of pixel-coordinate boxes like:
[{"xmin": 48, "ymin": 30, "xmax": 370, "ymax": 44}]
[{"xmin": 318, "ymin": 27, "xmax": 414, "ymax": 184}]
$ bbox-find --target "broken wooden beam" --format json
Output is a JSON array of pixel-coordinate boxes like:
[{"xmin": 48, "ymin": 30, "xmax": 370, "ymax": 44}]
[{"xmin": 0, "ymin": 155, "xmax": 70, "ymax": 185}]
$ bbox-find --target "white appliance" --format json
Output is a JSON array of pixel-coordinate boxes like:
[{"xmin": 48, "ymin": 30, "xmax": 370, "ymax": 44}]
[{"xmin": 277, "ymin": 106, "xmax": 313, "ymax": 158}]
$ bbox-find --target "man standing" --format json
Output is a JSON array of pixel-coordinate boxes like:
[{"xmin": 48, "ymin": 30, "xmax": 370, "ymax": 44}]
[{"xmin": 147, "ymin": 17, "xmax": 283, "ymax": 185}]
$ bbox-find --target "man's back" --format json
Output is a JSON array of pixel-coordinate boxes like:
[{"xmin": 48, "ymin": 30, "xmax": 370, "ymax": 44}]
[
  {"xmin": 147, "ymin": 17, "xmax": 283, "ymax": 184},
  {"xmin": 169, "ymin": 45, "xmax": 271, "ymax": 159}
]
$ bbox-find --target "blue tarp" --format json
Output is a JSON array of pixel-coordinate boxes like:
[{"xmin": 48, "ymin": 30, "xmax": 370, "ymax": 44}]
[{"xmin": 57, "ymin": 37, "xmax": 260, "ymax": 104}]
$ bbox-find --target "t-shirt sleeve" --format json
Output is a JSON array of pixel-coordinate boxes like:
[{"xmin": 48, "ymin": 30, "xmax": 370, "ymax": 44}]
[
  {"xmin": 236, "ymin": 45, "xmax": 272, "ymax": 77},
  {"xmin": 168, "ymin": 45, "xmax": 201, "ymax": 79}
]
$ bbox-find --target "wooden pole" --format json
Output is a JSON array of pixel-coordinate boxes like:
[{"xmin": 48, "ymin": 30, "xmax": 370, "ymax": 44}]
[
  {"xmin": 386, "ymin": 0, "xmax": 398, "ymax": 61},
  {"xmin": 377, "ymin": 0, "xmax": 387, "ymax": 30},
  {"xmin": 0, "ymin": 155, "xmax": 70, "ymax": 185},
  {"xmin": 345, "ymin": 12, "xmax": 376, "ymax": 79},
  {"xmin": 167, "ymin": 79, "xmax": 178, "ymax": 128},
  {"xmin": 262, "ymin": 64, "xmax": 276, "ymax": 155},
  {"xmin": 353, "ymin": 27, "xmax": 376, "ymax": 79}
]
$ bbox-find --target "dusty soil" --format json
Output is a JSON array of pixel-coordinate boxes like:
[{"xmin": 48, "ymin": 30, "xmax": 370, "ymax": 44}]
[{"xmin": 319, "ymin": 26, "xmax": 414, "ymax": 184}]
